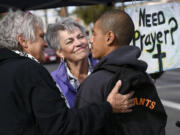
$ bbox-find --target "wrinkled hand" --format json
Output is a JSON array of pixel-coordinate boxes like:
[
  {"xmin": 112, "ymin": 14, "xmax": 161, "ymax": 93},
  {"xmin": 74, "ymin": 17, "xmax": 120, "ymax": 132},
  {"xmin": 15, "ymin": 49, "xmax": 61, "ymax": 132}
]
[{"xmin": 107, "ymin": 80, "xmax": 135, "ymax": 113}]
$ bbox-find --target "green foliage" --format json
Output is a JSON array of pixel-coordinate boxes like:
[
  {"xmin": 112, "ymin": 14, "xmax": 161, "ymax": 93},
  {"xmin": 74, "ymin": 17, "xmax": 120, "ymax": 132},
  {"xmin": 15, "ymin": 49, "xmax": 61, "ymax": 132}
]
[
  {"xmin": 73, "ymin": 4, "xmax": 115, "ymax": 25},
  {"xmin": 0, "ymin": 14, "xmax": 3, "ymax": 20},
  {"xmin": 0, "ymin": 12, "xmax": 7, "ymax": 20}
]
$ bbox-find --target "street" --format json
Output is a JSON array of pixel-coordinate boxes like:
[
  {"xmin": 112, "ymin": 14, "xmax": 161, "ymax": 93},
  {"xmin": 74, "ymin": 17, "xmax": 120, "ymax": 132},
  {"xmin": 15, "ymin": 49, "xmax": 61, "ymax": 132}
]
[
  {"xmin": 156, "ymin": 68, "xmax": 180, "ymax": 135},
  {"xmin": 44, "ymin": 62, "xmax": 180, "ymax": 135}
]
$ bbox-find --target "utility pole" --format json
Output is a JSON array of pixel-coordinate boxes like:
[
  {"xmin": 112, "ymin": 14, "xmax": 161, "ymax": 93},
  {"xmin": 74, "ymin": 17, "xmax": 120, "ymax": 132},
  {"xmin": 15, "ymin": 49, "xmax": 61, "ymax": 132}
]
[
  {"xmin": 59, "ymin": 7, "xmax": 68, "ymax": 17},
  {"xmin": 44, "ymin": 9, "xmax": 48, "ymax": 31}
]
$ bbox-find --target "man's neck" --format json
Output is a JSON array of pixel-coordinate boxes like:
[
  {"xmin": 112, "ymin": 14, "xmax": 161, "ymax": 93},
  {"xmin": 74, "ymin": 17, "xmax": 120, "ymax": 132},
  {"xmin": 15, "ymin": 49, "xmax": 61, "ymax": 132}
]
[{"xmin": 103, "ymin": 45, "xmax": 120, "ymax": 58}]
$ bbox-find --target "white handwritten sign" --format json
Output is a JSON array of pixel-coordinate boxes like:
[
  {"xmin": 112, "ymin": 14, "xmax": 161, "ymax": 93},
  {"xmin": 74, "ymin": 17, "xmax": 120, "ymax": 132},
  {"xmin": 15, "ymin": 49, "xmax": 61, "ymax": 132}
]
[{"xmin": 125, "ymin": 2, "xmax": 180, "ymax": 73}]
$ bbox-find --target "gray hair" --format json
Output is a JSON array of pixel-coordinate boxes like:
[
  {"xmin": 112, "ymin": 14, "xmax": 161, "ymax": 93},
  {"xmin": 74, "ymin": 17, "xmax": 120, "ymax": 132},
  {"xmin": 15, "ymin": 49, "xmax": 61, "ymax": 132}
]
[
  {"xmin": 46, "ymin": 17, "xmax": 86, "ymax": 51},
  {"xmin": 0, "ymin": 10, "xmax": 44, "ymax": 50}
]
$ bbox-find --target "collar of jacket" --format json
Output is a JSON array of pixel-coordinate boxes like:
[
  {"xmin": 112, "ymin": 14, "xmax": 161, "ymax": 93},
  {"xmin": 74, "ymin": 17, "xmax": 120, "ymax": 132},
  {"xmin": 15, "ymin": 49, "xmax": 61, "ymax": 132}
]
[
  {"xmin": 51, "ymin": 61, "xmax": 79, "ymax": 108},
  {"xmin": 0, "ymin": 48, "xmax": 39, "ymax": 64},
  {"xmin": 55, "ymin": 61, "xmax": 75, "ymax": 89},
  {"xmin": 0, "ymin": 48, "xmax": 20, "ymax": 61}
]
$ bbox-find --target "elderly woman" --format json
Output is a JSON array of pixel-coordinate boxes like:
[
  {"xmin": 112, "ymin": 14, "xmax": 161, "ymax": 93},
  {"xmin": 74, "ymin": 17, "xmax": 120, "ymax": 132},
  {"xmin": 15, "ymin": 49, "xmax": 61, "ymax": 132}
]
[
  {"xmin": 0, "ymin": 10, "xmax": 48, "ymax": 63},
  {"xmin": 46, "ymin": 18, "xmax": 98, "ymax": 108}
]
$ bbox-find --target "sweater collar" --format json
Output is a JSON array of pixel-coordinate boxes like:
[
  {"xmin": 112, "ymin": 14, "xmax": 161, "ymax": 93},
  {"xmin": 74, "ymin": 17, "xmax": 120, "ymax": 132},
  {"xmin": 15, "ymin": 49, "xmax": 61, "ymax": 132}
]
[{"xmin": 13, "ymin": 50, "xmax": 39, "ymax": 63}]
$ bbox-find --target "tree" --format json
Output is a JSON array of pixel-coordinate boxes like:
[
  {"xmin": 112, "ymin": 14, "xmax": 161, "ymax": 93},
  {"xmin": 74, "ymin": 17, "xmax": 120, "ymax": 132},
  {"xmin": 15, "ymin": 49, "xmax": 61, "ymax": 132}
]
[
  {"xmin": 73, "ymin": 4, "xmax": 115, "ymax": 25},
  {"xmin": 0, "ymin": 12, "xmax": 6, "ymax": 20}
]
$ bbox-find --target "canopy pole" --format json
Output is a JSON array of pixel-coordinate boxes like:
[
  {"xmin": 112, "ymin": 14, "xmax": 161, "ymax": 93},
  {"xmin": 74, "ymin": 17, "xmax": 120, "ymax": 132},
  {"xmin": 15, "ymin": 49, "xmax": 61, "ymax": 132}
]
[{"xmin": 120, "ymin": 0, "xmax": 125, "ymax": 11}]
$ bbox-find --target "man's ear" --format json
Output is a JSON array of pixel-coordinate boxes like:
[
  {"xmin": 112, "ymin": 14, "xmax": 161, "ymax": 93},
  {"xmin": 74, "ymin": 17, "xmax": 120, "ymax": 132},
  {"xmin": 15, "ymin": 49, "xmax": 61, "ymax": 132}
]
[
  {"xmin": 17, "ymin": 35, "xmax": 28, "ymax": 49},
  {"xmin": 105, "ymin": 31, "xmax": 115, "ymax": 46}
]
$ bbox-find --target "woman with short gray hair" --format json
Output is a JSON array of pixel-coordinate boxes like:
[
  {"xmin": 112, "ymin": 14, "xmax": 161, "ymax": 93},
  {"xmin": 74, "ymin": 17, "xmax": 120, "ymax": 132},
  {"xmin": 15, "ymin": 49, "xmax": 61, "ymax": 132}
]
[
  {"xmin": 46, "ymin": 17, "xmax": 86, "ymax": 51},
  {"xmin": 46, "ymin": 17, "xmax": 98, "ymax": 108}
]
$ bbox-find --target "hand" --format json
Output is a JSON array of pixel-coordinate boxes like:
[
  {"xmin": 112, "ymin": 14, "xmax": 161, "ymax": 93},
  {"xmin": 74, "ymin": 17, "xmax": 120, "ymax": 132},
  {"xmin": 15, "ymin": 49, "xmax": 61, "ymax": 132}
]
[{"xmin": 107, "ymin": 80, "xmax": 135, "ymax": 113}]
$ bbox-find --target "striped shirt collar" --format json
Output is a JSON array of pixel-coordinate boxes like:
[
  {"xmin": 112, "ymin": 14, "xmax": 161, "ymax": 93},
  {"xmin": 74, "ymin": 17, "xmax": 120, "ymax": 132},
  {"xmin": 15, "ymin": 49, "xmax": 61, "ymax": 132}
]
[{"xmin": 13, "ymin": 50, "xmax": 39, "ymax": 63}]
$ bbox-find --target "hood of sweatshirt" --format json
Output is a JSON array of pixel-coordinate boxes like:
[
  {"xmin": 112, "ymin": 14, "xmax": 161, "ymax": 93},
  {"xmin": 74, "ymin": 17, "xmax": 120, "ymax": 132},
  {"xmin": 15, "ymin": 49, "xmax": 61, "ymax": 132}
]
[{"xmin": 93, "ymin": 46, "xmax": 147, "ymax": 73}]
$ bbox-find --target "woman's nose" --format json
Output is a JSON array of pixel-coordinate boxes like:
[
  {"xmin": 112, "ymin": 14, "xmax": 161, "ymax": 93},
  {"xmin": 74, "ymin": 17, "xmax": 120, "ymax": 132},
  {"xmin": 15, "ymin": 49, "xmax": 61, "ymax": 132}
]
[{"xmin": 74, "ymin": 38, "xmax": 82, "ymax": 46}]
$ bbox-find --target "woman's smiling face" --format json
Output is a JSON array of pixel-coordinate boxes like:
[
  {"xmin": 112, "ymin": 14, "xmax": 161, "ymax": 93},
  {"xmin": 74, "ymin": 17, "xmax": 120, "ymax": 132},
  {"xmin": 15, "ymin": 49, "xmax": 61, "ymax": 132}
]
[{"xmin": 58, "ymin": 27, "xmax": 90, "ymax": 62}]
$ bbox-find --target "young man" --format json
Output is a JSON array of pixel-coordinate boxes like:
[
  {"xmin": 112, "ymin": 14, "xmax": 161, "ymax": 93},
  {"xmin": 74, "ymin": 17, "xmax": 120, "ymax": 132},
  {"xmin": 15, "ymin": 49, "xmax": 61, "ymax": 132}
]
[{"xmin": 75, "ymin": 10, "xmax": 167, "ymax": 135}]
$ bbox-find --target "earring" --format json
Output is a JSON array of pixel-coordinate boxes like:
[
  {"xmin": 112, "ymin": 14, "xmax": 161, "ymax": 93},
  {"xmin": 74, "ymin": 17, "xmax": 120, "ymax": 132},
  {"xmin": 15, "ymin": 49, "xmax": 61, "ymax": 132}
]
[{"xmin": 61, "ymin": 57, "xmax": 64, "ymax": 63}]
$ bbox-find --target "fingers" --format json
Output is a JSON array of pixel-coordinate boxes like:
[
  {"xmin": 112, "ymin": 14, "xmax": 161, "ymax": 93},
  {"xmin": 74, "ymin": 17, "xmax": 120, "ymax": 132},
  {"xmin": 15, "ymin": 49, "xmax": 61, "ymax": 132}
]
[
  {"xmin": 114, "ymin": 98, "xmax": 135, "ymax": 110},
  {"xmin": 125, "ymin": 91, "xmax": 135, "ymax": 99},
  {"xmin": 106, "ymin": 80, "xmax": 136, "ymax": 113},
  {"xmin": 112, "ymin": 93, "xmax": 135, "ymax": 113},
  {"xmin": 110, "ymin": 80, "xmax": 122, "ymax": 94},
  {"xmin": 113, "ymin": 107, "xmax": 133, "ymax": 113},
  {"xmin": 120, "ymin": 108, "xmax": 133, "ymax": 113},
  {"xmin": 128, "ymin": 98, "xmax": 135, "ymax": 108}
]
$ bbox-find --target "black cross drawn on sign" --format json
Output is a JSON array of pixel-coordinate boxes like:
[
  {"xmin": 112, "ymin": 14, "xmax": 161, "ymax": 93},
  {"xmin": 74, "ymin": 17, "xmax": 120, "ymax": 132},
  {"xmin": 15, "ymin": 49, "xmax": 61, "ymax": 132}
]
[{"xmin": 152, "ymin": 44, "xmax": 166, "ymax": 72}]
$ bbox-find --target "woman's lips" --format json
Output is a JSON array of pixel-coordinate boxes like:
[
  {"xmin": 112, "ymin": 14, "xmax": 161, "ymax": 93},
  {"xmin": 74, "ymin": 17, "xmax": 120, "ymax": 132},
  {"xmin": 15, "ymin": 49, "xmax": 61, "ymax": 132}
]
[{"xmin": 75, "ymin": 47, "xmax": 86, "ymax": 53}]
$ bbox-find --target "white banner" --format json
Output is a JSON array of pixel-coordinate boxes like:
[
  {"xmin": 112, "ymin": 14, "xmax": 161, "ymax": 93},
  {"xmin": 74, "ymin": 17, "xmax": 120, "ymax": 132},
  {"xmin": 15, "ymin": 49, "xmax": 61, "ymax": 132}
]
[{"xmin": 125, "ymin": 2, "xmax": 180, "ymax": 73}]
